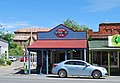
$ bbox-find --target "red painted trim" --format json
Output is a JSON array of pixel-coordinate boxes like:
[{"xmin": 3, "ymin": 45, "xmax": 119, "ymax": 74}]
[{"xmin": 28, "ymin": 39, "xmax": 87, "ymax": 49}]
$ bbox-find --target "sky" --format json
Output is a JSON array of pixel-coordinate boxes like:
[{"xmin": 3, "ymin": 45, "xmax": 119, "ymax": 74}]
[{"xmin": 0, "ymin": 0, "xmax": 120, "ymax": 32}]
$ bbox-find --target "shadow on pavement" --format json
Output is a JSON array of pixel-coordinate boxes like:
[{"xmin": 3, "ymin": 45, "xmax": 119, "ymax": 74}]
[
  {"xmin": 46, "ymin": 75, "xmax": 106, "ymax": 79},
  {"xmin": 15, "ymin": 69, "xmax": 38, "ymax": 74},
  {"xmin": 14, "ymin": 68, "xmax": 120, "ymax": 77}
]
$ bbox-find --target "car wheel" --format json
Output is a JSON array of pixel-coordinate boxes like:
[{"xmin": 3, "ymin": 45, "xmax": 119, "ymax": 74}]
[
  {"xmin": 58, "ymin": 69, "xmax": 67, "ymax": 78},
  {"xmin": 92, "ymin": 70, "xmax": 101, "ymax": 79}
]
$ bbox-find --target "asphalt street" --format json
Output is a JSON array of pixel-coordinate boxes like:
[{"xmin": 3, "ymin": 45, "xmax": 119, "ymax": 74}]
[{"xmin": 0, "ymin": 75, "xmax": 120, "ymax": 83}]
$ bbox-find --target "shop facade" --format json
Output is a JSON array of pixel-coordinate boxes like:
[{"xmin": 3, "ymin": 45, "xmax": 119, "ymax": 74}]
[
  {"xmin": 28, "ymin": 24, "xmax": 87, "ymax": 74},
  {"xmin": 88, "ymin": 23, "xmax": 120, "ymax": 75}
]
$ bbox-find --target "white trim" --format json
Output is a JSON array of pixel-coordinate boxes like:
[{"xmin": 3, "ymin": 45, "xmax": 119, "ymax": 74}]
[{"xmin": 89, "ymin": 48, "xmax": 120, "ymax": 50}]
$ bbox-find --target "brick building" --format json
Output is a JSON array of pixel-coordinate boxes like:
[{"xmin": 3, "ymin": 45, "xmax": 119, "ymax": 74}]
[{"xmin": 88, "ymin": 23, "xmax": 120, "ymax": 39}]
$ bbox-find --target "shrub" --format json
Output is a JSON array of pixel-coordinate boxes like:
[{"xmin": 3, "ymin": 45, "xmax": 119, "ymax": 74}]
[
  {"xmin": 0, "ymin": 58, "xmax": 5, "ymax": 65},
  {"xmin": 6, "ymin": 59, "xmax": 12, "ymax": 65}
]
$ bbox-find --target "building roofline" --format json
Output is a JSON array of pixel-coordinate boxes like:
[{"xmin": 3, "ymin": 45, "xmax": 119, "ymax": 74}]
[
  {"xmin": 0, "ymin": 38, "xmax": 8, "ymax": 43},
  {"xmin": 99, "ymin": 23, "xmax": 120, "ymax": 26}
]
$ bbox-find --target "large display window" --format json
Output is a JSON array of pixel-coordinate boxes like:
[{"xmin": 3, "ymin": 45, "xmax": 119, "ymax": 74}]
[{"xmin": 92, "ymin": 51, "xmax": 119, "ymax": 68}]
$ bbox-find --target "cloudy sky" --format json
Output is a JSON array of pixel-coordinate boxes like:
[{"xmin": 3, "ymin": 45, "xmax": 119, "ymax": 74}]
[{"xmin": 0, "ymin": 0, "xmax": 120, "ymax": 32}]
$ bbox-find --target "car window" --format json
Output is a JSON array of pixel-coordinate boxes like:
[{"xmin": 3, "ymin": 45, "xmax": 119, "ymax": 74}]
[
  {"xmin": 9, "ymin": 57, "xmax": 12, "ymax": 59},
  {"xmin": 64, "ymin": 61, "xmax": 76, "ymax": 65},
  {"xmin": 75, "ymin": 61, "xmax": 86, "ymax": 66}
]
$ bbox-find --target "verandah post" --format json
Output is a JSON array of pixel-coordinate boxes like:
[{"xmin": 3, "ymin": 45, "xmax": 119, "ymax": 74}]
[{"xmin": 46, "ymin": 49, "xmax": 48, "ymax": 75}]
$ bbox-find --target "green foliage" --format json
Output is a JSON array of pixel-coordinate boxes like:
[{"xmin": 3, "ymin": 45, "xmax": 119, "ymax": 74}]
[
  {"xmin": 0, "ymin": 26, "xmax": 24, "ymax": 56},
  {"xmin": 9, "ymin": 45, "xmax": 24, "ymax": 56},
  {"xmin": 9, "ymin": 42, "xmax": 17, "ymax": 49},
  {"xmin": 63, "ymin": 19, "xmax": 89, "ymax": 31},
  {"xmin": 0, "ymin": 28, "xmax": 14, "ymax": 48},
  {"xmin": 0, "ymin": 58, "xmax": 5, "ymax": 65},
  {"xmin": 6, "ymin": 59, "xmax": 12, "ymax": 65},
  {"xmin": 80, "ymin": 25, "xmax": 89, "ymax": 31},
  {"xmin": 0, "ymin": 54, "xmax": 12, "ymax": 66}
]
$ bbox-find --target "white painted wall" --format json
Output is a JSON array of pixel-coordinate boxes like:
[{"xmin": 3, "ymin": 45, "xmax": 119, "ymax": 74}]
[{"xmin": 0, "ymin": 39, "xmax": 8, "ymax": 58}]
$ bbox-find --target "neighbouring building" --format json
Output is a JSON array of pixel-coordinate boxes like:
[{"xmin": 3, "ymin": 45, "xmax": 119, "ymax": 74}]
[
  {"xmin": 14, "ymin": 28, "xmax": 51, "ymax": 47},
  {"xmin": 13, "ymin": 28, "xmax": 51, "ymax": 61},
  {"xmin": 27, "ymin": 24, "xmax": 87, "ymax": 74},
  {"xmin": 0, "ymin": 38, "xmax": 8, "ymax": 58},
  {"xmin": 88, "ymin": 23, "xmax": 120, "ymax": 73}
]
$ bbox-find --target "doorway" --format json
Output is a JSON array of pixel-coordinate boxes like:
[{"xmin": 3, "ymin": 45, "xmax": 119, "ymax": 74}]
[{"xmin": 52, "ymin": 50, "xmax": 65, "ymax": 63}]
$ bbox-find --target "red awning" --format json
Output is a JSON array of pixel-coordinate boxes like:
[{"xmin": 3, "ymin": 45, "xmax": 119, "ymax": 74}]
[{"xmin": 28, "ymin": 40, "xmax": 87, "ymax": 49}]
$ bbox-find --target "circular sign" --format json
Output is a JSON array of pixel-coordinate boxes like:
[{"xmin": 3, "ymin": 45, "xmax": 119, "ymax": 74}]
[
  {"xmin": 112, "ymin": 34, "xmax": 120, "ymax": 46},
  {"xmin": 55, "ymin": 28, "xmax": 68, "ymax": 38}
]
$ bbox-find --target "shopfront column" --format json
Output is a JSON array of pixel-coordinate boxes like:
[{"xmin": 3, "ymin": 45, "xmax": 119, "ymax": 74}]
[
  {"xmin": 46, "ymin": 49, "xmax": 48, "ymax": 75},
  {"xmin": 108, "ymin": 51, "xmax": 111, "ymax": 77},
  {"xmin": 84, "ymin": 49, "xmax": 86, "ymax": 61},
  {"xmin": 28, "ymin": 51, "xmax": 31, "ymax": 74},
  {"xmin": 65, "ymin": 50, "xmax": 67, "ymax": 60}
]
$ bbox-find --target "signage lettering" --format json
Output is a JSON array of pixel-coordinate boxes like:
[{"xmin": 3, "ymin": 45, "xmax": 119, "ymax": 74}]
[{"xmin": 55, "ymin": 28, "xmax": 68, "ymax": 38}]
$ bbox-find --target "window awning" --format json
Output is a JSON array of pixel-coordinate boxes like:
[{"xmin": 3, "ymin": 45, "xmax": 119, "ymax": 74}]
[
  {"xmin": 88, "ymin": 40, "xmax": 120, "ymax": 50},
  {"xmin": 28, "ymin": 40, "xmax": 87, "ymax": 49}
]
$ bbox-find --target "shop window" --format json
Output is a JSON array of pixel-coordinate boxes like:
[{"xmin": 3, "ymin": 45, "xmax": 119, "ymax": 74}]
[
  {"xmin": 73, "ymin": 50, "xmax": 82, "ymax": 60},
  {"xmin": 93, "ymin": 51, "xmax": 101, "ymax": 65},
  {"xmin": 102, "ymin": 51, "xmax": 108, "ymax": 65},
  {"xmin": 92, "ymin": 51, "xmax": 119, "ymax": 68},
  {"xmin": 110, "ymin": 51, "xmax": 117, "ymax": 65}
]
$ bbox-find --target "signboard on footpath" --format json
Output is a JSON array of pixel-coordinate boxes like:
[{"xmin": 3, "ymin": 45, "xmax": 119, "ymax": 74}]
[{"xmin": 108, "ymin": 34, "xmax": 120, "ymax": 47}]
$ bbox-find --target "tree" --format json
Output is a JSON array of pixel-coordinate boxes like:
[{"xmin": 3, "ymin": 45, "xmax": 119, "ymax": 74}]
[
  {"xmin": 9, "ymin": 45, "xmax": 24, "ymax": 56},
  {"xmin": 0, "ymin": 26, "xmax": 24, "ymax": 56},
  {"xmin": 0, "ymin": 28, "xmax": 14, "ymax": 48},
  {"xmin": 63, "ymin": 19, "xmax": 89, "ymax": 31}
]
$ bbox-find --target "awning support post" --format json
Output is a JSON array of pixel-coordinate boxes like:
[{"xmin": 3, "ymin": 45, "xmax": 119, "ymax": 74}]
[
  {"xmin": 46, "ymin": 49, "xmax": 48, "ymax": 75},
  {"xmin": 84, "ymin": 49, "xmax": 86, "ymax": 61},
  {"xmin": 89, "ymin": 50, "xmax": 91, "ymax": 64},
  {"xmin": 65, "ymin": 50, "xmax": 67, "ymax": 60},
  {"xmin": 108, "ymin": 51, "xmax": 111, "ymax": 77},
  {"xmin": 28, "ymin": 51, "xmax": 31, "ymax": 74}
]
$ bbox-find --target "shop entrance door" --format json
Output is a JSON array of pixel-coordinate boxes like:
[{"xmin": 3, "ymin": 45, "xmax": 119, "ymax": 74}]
[{"xmin": 52, "ymin": 51, "xmax": 65, "ymax": 63}]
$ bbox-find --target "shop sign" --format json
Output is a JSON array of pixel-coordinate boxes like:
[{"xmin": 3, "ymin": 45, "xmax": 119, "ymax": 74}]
[
  {"xmin": 108, "ymin": 34, "xmax": 120, "ymax": 47},
  {"xmin": 55, "ymin": 28, "xmax": 68, "ymax": 38}
]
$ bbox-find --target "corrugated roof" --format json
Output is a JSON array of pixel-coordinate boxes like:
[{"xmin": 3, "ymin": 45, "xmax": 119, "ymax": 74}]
[
  {"xmin": 28, "ymin": 40, "xmax": 87, "ymax": 49},
  {"xmin": 14, "ymin": 28, "xmax": 51, "ymax": 32}
]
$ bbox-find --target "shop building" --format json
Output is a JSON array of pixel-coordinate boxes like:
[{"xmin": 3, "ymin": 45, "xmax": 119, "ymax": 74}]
[
  {"xmin": 88, "ymin": 23, "xmax": 120, "ymax": 74},
  {"xmin": 28, "ymin": 24, "xmax": 87, "ymax": 74}
]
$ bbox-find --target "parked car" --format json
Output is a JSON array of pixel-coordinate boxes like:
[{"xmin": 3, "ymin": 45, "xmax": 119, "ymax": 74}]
[
  {"xmin": 20, "ymin": 56, "xmax": 28, "ymax": 62},
  {"xmin": 52, "ymin": 60, "xmax": 108, "ymax": 79},
  {"xmin": 9, "ymin": 56, "xmax": 17, "ymax": 62}
]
